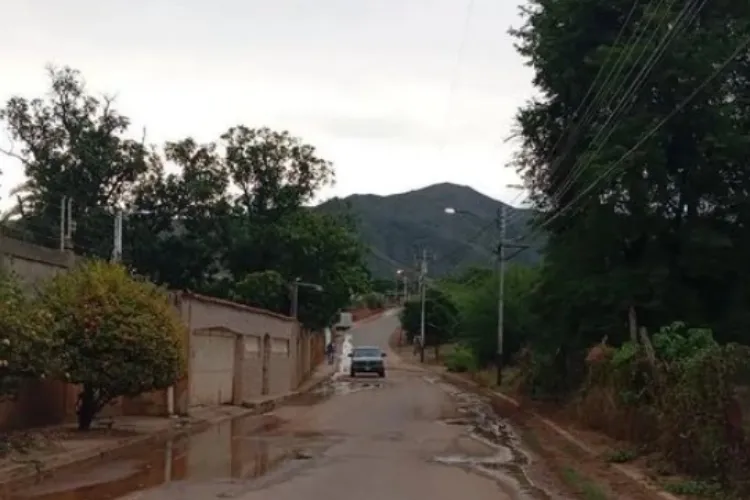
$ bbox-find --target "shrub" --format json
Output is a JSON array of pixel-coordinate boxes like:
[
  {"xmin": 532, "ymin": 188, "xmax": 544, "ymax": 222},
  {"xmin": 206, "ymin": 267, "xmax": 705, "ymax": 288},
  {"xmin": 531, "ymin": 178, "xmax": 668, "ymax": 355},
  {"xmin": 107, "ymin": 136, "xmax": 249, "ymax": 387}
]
[
  {"xmin": 0, "ymin": 271, "xmax": 55, "ymax": 399},
  {"xmin": 363, "ymin": 292, "xmax": 385, "ymax": 310},
  {"xmin": 444, "ymin": 344, "xmax": 478, "ymax": 373},
  {"xmin": 38, "ymin": 261, "xmax": 186, "ymax": 430},
  {"xmin": 577, "ymin": 322, "xmax": 750, "ymax": 492}
]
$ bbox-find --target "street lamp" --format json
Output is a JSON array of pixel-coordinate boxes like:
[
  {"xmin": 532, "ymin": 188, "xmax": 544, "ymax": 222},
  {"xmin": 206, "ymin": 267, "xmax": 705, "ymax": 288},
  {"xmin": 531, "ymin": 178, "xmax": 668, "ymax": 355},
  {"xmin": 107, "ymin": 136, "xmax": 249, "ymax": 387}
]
[
  {"xmin": 290, "ymin": 278, "xmax": 324, "ymax": 319},
  {"xmin": 443, "ymin": 187, "xmax": 526, "ymax": 386}
]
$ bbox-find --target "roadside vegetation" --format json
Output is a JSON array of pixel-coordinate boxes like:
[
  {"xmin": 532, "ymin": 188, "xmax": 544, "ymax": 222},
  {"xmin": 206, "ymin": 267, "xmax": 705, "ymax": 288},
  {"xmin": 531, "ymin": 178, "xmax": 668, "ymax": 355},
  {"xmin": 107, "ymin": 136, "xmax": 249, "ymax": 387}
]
[
  {"xmin": 0, "ymin": 66, "xmax": 372, "ymax": 332},
  {"xmin": 400, "ymin": 0, "xmax": 750, "ymax": 496},
  {"xmin": 0, "ymin": 66, "xmax": 376, "ymax": 441}
]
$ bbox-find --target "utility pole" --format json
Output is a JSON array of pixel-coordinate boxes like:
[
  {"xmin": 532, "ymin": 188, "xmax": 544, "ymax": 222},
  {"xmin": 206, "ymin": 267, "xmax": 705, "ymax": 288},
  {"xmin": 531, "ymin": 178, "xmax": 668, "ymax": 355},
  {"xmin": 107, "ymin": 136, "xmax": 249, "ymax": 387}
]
[
  {"xmin": 419, "ymin": 248, "xmax": 428, "ymax": 363},
  {"xmin": 403, "ymin": 275, "xmax": 408, "ymax": 302},
  {"xmin": 496, "ymin": 206, "xmax": 506, "ymax": 386},
  {"xmin": 290, "ymin": 281, "xmax": 299, "ymax": 319},
  {"xmin": 494, "ymin": 204, "xmax": 529, "ymax": 387},
  {"xmin": 59, "ymin": 197, "xmax": 67, "ymax": 251},
  {"xmin": 112, "ymin": 209, "xmax": 123, "ymax": 263},
  {"xmin": 59, "ymin": 197, "xmax": 75, "ymax": 251},
  {"xmin": 289, "ymin": 278, "xmax": 323, "ymax": 319}
]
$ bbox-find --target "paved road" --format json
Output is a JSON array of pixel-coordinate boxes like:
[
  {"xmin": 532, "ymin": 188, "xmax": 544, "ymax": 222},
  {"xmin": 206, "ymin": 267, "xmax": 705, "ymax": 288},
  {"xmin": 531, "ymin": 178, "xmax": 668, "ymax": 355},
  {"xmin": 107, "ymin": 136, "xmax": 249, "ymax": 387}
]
[{"xmin": 16, "ymin": 312, "xmax": 567, "ymax": 500}]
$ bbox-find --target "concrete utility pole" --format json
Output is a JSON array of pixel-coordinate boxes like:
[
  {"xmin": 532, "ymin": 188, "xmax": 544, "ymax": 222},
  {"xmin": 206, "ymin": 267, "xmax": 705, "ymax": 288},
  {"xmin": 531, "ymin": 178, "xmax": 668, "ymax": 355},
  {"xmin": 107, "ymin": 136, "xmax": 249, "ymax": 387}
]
[
  {"xmin": 112, "ymin": 209, "xmax": 123, "ymax": 263},
  {"xmin": 418, "ymin": 248, "xmax": 428, "ymax": 363},
  {"xmin": 290, "ymin": 278, "xmax": 324, "ymax": 319},
  {"xmin": 495, "ymin": 206, "xmax": 506, "ymax": 386},
  {"xmin": 444, "ymin": 202, "xmax": 528, "ymax": 386},
  {"xmin": 59, "ymin": 197, "xmax": 66, "ymax": 251},
  {"xmin": 493, "ymin": 205, "xmax": 530, "ymax": 386},
  {"xmin": 59, "ymin": 197, "xmax": 75, "ymax": 251}
]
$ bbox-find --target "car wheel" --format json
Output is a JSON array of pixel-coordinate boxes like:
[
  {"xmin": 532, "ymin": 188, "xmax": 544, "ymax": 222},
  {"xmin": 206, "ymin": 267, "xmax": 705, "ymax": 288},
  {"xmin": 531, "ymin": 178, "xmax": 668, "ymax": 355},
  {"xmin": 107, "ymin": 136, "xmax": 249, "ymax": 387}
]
[
  {"xmin": 378, "ymin": 370, "xmax": 385, "ymax": 378},
  {"xmin": 349, "ymin": 370, "xmax": 356, "ymax": 378}
]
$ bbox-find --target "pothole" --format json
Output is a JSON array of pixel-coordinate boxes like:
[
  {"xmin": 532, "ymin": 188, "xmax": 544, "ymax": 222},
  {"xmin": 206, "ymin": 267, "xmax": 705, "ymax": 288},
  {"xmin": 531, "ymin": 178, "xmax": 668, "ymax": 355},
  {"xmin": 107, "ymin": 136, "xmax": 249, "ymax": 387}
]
[
  {"xmin": 431, "ymin": 384, "xmax": 555, "ymax": 499},
  {"xmin": 442, "ymin": 418, "xmax": 472, "ymax": 426}
]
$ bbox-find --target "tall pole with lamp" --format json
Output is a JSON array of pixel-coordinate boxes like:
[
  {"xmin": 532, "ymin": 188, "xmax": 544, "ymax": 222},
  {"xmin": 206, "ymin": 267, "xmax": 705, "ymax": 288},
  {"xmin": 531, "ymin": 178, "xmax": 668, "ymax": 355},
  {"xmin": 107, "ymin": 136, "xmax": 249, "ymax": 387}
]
[{"xmin": 444, "ymin": 185, "xmax": 527, "ymax": 386}]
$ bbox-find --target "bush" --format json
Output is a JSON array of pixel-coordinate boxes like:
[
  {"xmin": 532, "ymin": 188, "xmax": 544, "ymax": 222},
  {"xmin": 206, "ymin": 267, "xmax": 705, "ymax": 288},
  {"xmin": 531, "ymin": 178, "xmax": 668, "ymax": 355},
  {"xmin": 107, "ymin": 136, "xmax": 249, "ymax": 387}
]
[
  {"xmin": 38, "ymin": 261, "xmax": 186, "ymax": 430},
  {"xmin": 0, "ymin": 271, "xmax": 55, "ymax": 399},
  {"xmin": 577, "ymin": 322, "xmax": 750, "ymax": 492},
  {"xmin": 362, "ymin": 291, "xmax": 385, "ymax": 310},
  {"xmin": 444, "ymin": 344, "xmax": 478, "ymax": 373}
]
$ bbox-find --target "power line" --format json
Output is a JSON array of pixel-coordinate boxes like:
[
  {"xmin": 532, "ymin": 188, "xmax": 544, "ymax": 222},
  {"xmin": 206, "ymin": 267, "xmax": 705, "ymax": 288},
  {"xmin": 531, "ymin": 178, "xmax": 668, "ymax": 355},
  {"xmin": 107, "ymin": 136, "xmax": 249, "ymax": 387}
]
[
  {"xmin": 550, "ymin": 0, "xmax": 705, "ymax": 206},
  {"xmin": 532, "ymin": 30, "xmax": 750, "ymax": 237}
]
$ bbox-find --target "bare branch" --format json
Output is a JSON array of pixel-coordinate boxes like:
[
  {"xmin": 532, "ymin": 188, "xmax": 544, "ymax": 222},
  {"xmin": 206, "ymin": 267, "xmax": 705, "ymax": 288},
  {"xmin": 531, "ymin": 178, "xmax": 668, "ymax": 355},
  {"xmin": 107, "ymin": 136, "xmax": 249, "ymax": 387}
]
[{"xmin": 0, "ymin": 143, "xmax": 32, "ymax": 168}]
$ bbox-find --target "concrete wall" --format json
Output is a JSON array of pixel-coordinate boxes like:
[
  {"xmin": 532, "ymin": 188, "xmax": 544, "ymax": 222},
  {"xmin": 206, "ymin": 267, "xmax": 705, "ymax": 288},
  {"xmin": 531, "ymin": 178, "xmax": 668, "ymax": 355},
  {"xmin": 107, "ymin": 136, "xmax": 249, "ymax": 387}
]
[
  {"xmin": 0, "ymin": 234, "xmax": 325, "ymax": 430},
  {"xmin": 174, "ymin": 291, "xmax": 300, "ymax": 410},
  {"xmin": 0, "ymin": 235, "xmax": 76, "ymax": 289}
]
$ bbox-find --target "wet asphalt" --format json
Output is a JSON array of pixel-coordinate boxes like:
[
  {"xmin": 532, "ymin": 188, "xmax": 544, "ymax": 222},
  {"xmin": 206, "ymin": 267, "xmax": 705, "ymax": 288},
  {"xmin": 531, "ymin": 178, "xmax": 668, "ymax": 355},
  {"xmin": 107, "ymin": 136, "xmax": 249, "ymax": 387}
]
[{"xmin": 8, "ymin": 311, "xmax": 569, "ymax": 500}]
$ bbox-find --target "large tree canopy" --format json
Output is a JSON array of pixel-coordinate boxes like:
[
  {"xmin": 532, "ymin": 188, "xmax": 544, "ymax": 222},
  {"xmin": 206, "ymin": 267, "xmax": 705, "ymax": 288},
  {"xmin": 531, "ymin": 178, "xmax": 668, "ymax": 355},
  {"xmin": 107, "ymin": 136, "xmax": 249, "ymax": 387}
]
[
  {"xmin": 0, "ymin": 66, "xmax": 370, "ymax": 330},
  {"xmin": 511, "ymin": 0, "xmax": 750, "ymax": 363}
]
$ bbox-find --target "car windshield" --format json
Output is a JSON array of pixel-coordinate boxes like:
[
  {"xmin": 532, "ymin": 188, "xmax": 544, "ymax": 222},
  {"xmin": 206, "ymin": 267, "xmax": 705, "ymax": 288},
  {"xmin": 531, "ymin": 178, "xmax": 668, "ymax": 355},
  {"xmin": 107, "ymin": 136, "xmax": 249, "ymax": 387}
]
[{"xmin": 353, "ymin": 348, "xmax": 381, "ymax": 357}]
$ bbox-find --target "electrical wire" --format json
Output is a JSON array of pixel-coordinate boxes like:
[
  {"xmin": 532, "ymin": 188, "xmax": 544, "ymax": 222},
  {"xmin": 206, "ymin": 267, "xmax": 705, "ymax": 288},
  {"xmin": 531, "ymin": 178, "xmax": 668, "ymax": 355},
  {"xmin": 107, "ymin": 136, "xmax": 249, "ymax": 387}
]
[
  {"xmin": 530, "ymin": 31, "xmax": 750, "ymax": 238},
  {"xmin": 549, "ymin": 0, "xmax": 705, "ymax": 207}
]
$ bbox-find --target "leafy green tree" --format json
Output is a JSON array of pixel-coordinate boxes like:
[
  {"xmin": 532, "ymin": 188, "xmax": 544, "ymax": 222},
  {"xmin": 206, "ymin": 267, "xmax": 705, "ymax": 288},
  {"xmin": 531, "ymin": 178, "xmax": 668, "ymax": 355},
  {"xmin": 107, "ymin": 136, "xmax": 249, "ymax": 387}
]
[
  {"xmin": 0, "ymin": 66, "xmax": 148, "ymax": 256},
  {"xmin": 447, "ymin": 266, "xmax": 539, "ymax": 366},
  {"xmin": 0, "ymin": 272, "xmax": 54, "ymax": 399},
  {"xmin": 267, "ymin": 211, "xmax": 370, "ymax": 329},
  {"xmin": 126, "ymin": 138, "xmax": 233, "ymax": 291},
  {"xmin": 511, "ymin": 0, "xmax": 750, "ymax": 394},
  {"xmin": 230, "ymin": 270, "xmax": 289, "ymax": 313},
  {"xmin": 400, "ymin": 287, "xmax": 459, "ymax": 357},
  {"xmin": 38, "ymin": 261, "xmax": 185, "ymax": 430},
  {"xmin": 221, "ymin": 126, "xmax": 334, "ymax": 218}
]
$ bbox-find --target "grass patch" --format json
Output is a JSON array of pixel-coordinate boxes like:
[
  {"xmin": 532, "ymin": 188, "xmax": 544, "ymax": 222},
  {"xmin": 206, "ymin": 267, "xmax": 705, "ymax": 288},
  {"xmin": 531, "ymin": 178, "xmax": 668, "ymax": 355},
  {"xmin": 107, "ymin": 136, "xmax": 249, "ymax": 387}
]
[
  {"xmin": 605, "ymin": 448, "xmax": 638, "ymax": 463},
  {"xmin": 560, "ymin": 467, "xmax": 609, "ymax": 500},
  {"xmin": 663, "ymin": 479, "xmax": 722, "ymax": 498}
]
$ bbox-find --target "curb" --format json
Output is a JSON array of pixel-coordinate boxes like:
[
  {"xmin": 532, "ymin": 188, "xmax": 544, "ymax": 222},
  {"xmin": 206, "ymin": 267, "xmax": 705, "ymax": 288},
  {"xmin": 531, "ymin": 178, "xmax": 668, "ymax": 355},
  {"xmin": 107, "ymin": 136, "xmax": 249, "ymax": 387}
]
[
  {"xmin": 391, "ymin": 345, "xmax": 680, "ymax": 500},
  {"xmin": 0, "ymin": 365, "xmax": 337, "ymax": 492}
]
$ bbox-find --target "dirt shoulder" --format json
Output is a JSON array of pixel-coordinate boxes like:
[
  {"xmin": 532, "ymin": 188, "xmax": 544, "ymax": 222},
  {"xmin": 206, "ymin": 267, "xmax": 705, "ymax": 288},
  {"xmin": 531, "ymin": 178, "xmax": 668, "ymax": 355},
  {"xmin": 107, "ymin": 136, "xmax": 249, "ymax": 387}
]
[{"xmin": 388, "ymin": 329, "xmax": 686, "ymax": 500}]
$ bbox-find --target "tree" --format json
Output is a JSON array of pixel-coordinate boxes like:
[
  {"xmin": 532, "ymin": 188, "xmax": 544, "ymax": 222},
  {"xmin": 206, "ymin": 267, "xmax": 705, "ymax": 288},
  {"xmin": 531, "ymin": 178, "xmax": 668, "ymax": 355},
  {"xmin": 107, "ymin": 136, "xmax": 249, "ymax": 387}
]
[
  {"xmin": 221, "ymin": 126, "xmax": 334, "ymax": 218},
  {"xmin": 126, "ymin": 138, "xmax": 233, "ymax": 291},
  {"xmin": 0, "ymin": 272, "xmax": 54, "ymax": 399},
  {"xmin": 446, "ymin": 266, "xmax": 540, "ymax": 366},
  {"xmin": 230, "ymin": 270, "xmax": 289, "ymax": 313},
  {"xmin": 37, "ymin": 261, "xmax": 185, "ymax": 430},
  {"xmin": 511, "ymin": 0, "xmax": 750, "ymax": 391},
  {"xmin": 254, "ymin": 210, "xmax": 370, "ymax": 329},
  {"xmin": 400, "ymin": 287, "xmax": 459, "ymax": 358},
  {"xmin": 0, "ymin": 66, "xmax": 148, "ymax": 256}
]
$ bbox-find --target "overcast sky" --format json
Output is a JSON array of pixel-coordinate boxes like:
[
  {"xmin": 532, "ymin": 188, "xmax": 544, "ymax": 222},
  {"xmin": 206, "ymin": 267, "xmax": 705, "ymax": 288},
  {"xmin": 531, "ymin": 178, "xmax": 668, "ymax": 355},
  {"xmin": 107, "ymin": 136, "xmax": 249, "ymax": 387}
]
[{"xmin": 0, "ymin": 0, "xmax": 535, "ymax": 208}]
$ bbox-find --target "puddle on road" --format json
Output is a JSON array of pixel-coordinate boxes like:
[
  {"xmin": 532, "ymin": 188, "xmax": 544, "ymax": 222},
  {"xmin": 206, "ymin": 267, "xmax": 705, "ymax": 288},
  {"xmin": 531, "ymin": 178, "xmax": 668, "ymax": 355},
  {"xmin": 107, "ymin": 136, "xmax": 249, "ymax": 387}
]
[
  {"xmin": 6, "ymin": 415, "xmax": 331, "ymax": 500},
  {"xmin": 283, "ymin": 379, "xmax": 384, "ymax": 407},
  {"xmin": 433, "ymin": 386, "xmax": 554, "ymax": 500},
  {"xmin": 6, "ymin": 378, "xmax": 382, "ymax": 500}
]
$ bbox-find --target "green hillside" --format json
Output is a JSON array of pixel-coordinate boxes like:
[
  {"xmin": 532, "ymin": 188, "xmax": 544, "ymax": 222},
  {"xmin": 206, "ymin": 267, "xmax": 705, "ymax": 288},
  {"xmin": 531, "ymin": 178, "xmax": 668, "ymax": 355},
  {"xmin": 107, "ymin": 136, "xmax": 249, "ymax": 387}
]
[{"xmin": 317, "ymin": 183, "xmax": 543, "ymax": 278}]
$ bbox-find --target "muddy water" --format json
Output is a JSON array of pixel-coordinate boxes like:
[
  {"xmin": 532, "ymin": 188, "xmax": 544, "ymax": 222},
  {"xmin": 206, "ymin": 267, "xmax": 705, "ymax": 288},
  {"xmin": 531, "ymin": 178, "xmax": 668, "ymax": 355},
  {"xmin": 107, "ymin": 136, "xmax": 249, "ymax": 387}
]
[
  {"xmin": 6, "ymin": 380, "xmax": 381, "ymax": 500},
  {"xmin": 430, "ymin": 379, "xmax": 556, "ymax": 499}
]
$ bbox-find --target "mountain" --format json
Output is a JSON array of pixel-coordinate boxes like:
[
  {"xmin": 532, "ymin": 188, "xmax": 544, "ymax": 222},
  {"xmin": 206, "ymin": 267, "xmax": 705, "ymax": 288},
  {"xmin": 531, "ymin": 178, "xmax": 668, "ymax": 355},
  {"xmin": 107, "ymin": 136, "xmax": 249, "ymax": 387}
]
[{"xmin": 316, "ymin": 183, "xmax": 544, "ymax": 278}]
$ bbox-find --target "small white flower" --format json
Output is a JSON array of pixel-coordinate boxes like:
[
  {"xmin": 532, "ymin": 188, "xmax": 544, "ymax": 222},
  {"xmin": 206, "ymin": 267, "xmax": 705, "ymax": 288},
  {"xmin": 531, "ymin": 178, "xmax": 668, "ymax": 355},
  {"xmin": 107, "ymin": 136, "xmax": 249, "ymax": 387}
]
[{"xmin": 0, "ymin": 338, "xmax": 9, "ymax": 346}]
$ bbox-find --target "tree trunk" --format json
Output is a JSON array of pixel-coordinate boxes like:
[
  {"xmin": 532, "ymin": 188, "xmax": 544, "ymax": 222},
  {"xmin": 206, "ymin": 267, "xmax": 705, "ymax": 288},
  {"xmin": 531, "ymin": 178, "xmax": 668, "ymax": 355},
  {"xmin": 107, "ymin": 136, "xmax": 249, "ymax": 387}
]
[
  {"xmin": 77, "ymin": 385, "xmax": 97, "ymax": 431},
  {"xmin": 434, "ymin": 343, "xmax": 440, "ymax": 361}
]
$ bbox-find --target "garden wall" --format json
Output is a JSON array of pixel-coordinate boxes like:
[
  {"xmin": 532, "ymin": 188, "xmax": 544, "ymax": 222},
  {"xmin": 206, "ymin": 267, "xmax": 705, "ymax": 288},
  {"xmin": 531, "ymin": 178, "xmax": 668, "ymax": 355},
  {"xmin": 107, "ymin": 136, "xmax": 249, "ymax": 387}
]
[{"xmin": 0, "ymin": 236, "xmax": 326, "ymax": 431}]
